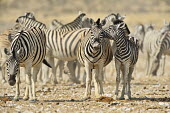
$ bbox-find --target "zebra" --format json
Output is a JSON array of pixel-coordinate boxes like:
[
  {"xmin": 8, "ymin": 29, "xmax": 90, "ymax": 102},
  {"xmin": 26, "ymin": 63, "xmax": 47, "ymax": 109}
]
[
  {"xmin": 77, "ymin": 19, "xmax": 113, "ymax": 99},
  {"xmin": 146, "ymin": 23, "xmax": 170, "ymax": 76},
  {"xmin": 15, "ymin": 14, "xmax": 94, "ymax": 84},
  {"xmin": 102, "ymin": 21, "xmax": 139, "ymax": 100},
  {"xmin": 48, "ymin": 16, "xmax": 93, "ymax": 84},
  {"xmin": 155, "ymin": 31, "xmax": 170, "ymax": 76},
  {"xmin": 142, "ymin": 22, "xmax": 170, "ymax": 76},
  {"xmin": 4, "ymin": 27, "xmax": 50, "ymax": 101}
]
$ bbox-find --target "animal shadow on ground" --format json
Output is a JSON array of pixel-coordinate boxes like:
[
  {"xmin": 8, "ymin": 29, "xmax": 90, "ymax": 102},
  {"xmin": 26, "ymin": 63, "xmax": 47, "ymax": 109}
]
[{"xmin": 130, "ymin": 97, "xmax": 170, "ymax": 102}]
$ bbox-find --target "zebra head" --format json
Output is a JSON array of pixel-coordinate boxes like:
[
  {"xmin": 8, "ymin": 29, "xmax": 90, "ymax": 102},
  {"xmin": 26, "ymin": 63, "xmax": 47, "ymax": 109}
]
[
  {"xmin": 90, "ymin": 18, "xmax": 104, "ymax": 50},
  {"xmin": 104, "ymin": 22, "xmax": 127, "ymax": 41},
  {"xmin": 50, "ymin": 19, "xmax": 63, "ymax": 30},
  {"xmin": 5, "ymin": 48, "xmax": 22, "ymax": 86},
  {"xmin": 113, "ymin": 20, "xmax": 130, "ymax": 36},
  {"xmin": 101, "ymin": 13, "xmax": 126, "ymax": 29},
  {"xmin": 81, "ymin": 17, "xmax": 94, "ymax": 28},
  {"xmin": 160, "ymin": 21, "xmax": 170, "ymax": 34},
  {"xmin": 146, "ymin": 24, "xmax": 154, "ymax": 32}
]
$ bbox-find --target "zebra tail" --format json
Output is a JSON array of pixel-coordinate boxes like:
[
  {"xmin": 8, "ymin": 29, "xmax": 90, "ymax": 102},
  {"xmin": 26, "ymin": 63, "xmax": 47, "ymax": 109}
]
[{"xmin": 43, "ymin": 59, "xmax": 52, "ymax": 68}]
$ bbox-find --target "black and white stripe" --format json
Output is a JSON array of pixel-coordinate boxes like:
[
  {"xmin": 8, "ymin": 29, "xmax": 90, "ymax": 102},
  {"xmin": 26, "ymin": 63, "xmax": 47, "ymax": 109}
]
[
  {"xmin": 103, "ymin": 22, "xmax": 139, "ymax": 100},
  {"xmin": 5, "ymin": 27, "xmax": 47, "ymax": 101},
  {"xmin": 77, "ymin": 19, "xmax": 113, "ymax": 99},
  {"xmin": 15, "ymin": 15, "xmax": 93, "ymax": 84}
]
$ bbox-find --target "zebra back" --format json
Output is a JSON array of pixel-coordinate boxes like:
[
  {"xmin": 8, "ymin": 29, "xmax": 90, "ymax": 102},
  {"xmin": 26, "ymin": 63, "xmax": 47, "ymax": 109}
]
[
  {"xmin": 57, "ymin": 13, "xmax": 86, "ymax": 33},
  {"xmin": 16, "ymin": 16, "xmax": 47, "ymax": 30}
]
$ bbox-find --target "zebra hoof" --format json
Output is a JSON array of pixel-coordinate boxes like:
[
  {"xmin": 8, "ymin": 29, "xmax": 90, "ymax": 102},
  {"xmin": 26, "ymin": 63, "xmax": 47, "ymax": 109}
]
[
  {"xmin": 13, "ymin": 98, "xmax": 19, "ymax": 101},
  {"xmin": 23, "ymin": 97, "xmax": 29, "ymax": 101},
  {"xmin": 29, "ymin": 99, "xmax": 37, "ymax": 103},
  {"xmin": 82, "ymin": 97, "xmax": 91, "ymax": 101},
  {"xmin": 119, "ymin": 97, "xmax": 125, "ymax": 100}
]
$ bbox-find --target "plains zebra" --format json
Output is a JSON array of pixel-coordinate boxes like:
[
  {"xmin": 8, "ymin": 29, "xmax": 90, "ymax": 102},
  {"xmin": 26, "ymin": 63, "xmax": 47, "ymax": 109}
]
[
  {"xmin": 77, "ymin": 19, "xmax": 113, "ymax": 99},
  {"xmin": 5, "ymin": 27, "xmax": 49, "ymax": 101},
  {"xmin": 142, "ymin": 22, "xmax": 170, "ymax": 76},
  {"xmin": 48, "ymin": 15, "xmax": 93, "ymax": 84},
  {"xmin": 15, "ymin": 14, "xmax": 94, "ymax": 84},
  {"xmin": 155, "ymin": 31, "xmax": 170, "ymax": 75},
  {"xmin": 103, "ymin": 22, "xmax": 139, "ymax": 100}
]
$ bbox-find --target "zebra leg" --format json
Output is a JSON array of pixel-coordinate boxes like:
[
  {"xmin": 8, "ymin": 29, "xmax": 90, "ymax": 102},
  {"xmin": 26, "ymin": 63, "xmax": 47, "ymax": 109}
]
[
  {"xmin": 158, "ymin": 55, "xmax": 165, "ymax": 76},
  {"xmin": 0, "ymin": 66, "xmax": 6, "ymax": 83},
  {"xmin": 148, "ymin": 56, "xmax": 157, "ymax": 76},
  {"xmin": 76, "ymin": 62, "xmax": 80, "ymax": 80},
  {"xmin": 13, "ymin": 72, "xmax": 20, "ymax": 101},
  {"xmin": 98, "ymin": 65, "xmax": 104, "ymax": 96},
  {"xmin": 84, "ymin": 61, "xmax": 92, "ymax": 99},
  {"xmin": 1, "ymin": 61, "xmax": 7, "ymax": 83},
  {"xmin": 127, "ymin": 66, "xmax": 134, "ymax": 100},
  {"xmin": 120, "ymin": 64, "xmax": 129, "ymax": 100},
  {"xmin": 45, "ymin": 57, "xmax": 57, "ymax": 85},
  {"xmin": 23, "ymin": 64, "xmax": 32, "ymax": 101},
  {"xmin": 57, "ymin": 60, "xmax": 64, "ymax": 83},
  {"xmin": 115, "ymin": 60, "xmax": 121, "ymax": 99},
  {"xmin": 93, "ymin": 68, "xmax": 102, "ymax": 98},
  {"xmin": 31, "ymin": 64, "xmax": 41, "ymax": 101},
  {"xmin": 37, "ymin": 67, "xmax": 43, "ymax": 83},
  {"xmin": 145, "ymin": 52, "xmax": 150, "ymax": 76},
  {"xmin": 42, "ymin": 64, "xmax": 50, "ymax": 85},
  {"xmin": 67, "ymin": 61, "xmax": 80, "ymax": 84}
]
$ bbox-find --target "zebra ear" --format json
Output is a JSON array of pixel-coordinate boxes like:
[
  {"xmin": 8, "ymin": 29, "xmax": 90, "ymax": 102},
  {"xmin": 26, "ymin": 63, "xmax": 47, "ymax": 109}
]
[
  {"xmin": 4, "ymin": 48, "xmax": 11, "ymax": 55},
  {"xmin": 96, "ymin": 18, "xmax": 100, "ymax": 26},
  {"xmin": 117, "ymin": 13, "xmax": 126, "ymax": 20},
  {"xmin": 14, "ymin": 47, "xmax": 23, "ymax": 59}
]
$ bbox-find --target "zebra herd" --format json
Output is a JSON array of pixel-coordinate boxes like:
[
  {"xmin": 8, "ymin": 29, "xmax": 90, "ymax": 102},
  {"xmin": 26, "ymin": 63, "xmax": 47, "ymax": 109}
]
[{"xmin": 0, "ymin": 11, "xmax": 168, "ymax": 101}]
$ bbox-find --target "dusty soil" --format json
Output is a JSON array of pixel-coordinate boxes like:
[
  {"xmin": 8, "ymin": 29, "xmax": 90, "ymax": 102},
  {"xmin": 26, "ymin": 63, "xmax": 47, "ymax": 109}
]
[{"xmin": 0, "ymin": 75, "xmax": 170, "ymax": 113}]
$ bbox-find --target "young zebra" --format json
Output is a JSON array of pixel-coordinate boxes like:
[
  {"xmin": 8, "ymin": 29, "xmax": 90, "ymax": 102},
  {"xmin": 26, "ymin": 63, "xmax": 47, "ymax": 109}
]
[
  {"xmin": 5, "ymin": 27, "xmax": 49, "ymax": 102},
  {"xmin": 103, "ymin": 22, "xmax": 139, "ymax": 100},
  {"xmin": 77, "ymin": 19, "xmax": 113, "ymax": 99}
]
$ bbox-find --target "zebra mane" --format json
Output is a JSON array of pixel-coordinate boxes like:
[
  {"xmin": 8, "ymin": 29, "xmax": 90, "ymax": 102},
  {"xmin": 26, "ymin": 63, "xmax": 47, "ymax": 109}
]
[
  {"xmin": 60, "ymin": 13, "xmax": 86, "ymax": 28},
  {"xmin": 16, "ymin": 16, "xmax": 47, "ymax": 29}
]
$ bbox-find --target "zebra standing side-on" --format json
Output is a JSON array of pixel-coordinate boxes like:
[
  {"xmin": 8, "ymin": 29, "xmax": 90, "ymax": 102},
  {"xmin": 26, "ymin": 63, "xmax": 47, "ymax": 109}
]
[
  {"xmin": 77, "ymin": 19, "xmax": 113, "ymax": 99},
  {"xmin": 5, "ymin": 27, "xmax": 50, "ymax": 101},
  {"xmin": 15, "ymin": 13, "xmax": 94, "ymax": 84},
  {"xmin": 103, "ymin": 21, "xmax": 139, "ymax": 100}
]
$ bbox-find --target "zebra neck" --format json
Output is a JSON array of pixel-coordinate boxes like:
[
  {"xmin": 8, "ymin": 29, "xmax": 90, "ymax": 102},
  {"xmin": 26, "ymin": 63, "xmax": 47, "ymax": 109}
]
[
  {"xmin": 84, "ymin": 41, "xmax": 103, "ymax": 63},
  {"xmin": 115, "ymin": 37, "xmax": 127, "ymax": 50},
  {"xmin": 59, "ymin": 19, "xmax": 82, "ymax": 33}
]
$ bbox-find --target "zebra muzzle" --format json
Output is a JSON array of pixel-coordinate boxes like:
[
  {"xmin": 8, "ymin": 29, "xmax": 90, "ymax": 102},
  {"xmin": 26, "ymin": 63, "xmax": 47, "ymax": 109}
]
[{"xmin": 8, "ymin": 75, "xmax": 16, "ymax": 86}]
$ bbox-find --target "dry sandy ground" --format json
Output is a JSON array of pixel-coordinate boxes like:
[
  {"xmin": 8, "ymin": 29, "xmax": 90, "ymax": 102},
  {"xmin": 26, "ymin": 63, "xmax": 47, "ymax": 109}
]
[{"xmin": 0, "ymin": 75, "xmax": 170, "ymax": 113}]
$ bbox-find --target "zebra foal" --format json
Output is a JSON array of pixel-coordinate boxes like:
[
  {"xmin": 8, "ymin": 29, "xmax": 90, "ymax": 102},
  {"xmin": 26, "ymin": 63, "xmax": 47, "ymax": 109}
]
[
  {"xmin": 103, "ymin": 22, "xmax": 139, "ymax": 100},
  {"xmin": 5, "ymin": 27, "xmax": 49, "ymax": 101},
  {"xmin": 77, "ymin": 19, "xmax": 113, "ymax": 99}
]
